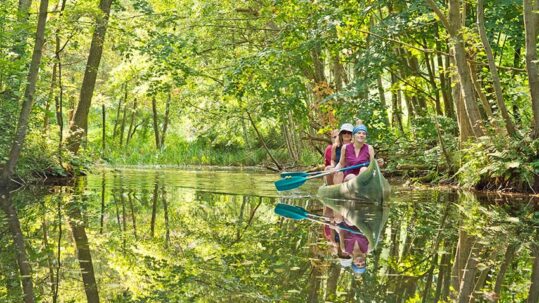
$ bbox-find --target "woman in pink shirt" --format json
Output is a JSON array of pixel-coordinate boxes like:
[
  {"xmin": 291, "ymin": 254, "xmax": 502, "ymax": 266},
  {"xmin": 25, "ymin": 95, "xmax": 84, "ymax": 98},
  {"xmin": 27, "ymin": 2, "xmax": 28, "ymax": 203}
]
[{"xmin": 334, "ymin": 124, "xmax": 375, "ymax": 184}]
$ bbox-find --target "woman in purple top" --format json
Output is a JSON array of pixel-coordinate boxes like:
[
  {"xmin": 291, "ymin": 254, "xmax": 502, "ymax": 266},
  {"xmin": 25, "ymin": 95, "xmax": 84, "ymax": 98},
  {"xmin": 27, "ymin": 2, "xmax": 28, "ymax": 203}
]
[
  {"xmin": 338, "ymin": 227, "xmax": 368, "ymax": 273},
  {"xmin": 328, "ymin": 215, "xmax": 369, "ymax": 274},
  {"xmin": 334, "ymin": 124, "xmax": 375, "ymax": 184}
]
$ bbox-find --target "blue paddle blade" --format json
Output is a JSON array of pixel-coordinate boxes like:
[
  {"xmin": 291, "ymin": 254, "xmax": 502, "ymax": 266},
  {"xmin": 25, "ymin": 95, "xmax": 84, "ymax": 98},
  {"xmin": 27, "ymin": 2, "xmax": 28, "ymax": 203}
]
[
  {"xmin": 274, "ymin": 203, "xmax": 309, "ymax": 220},
  {"xmin": 274, "ymin": 176, "xmax": 307, "ymax": 191}
]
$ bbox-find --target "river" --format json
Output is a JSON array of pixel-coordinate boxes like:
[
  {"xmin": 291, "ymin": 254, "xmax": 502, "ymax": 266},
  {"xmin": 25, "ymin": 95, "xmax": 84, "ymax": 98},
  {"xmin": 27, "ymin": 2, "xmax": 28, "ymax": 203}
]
[{"xmin": 0, "ymin": 167, "xmax": 537, "ymax": 302}]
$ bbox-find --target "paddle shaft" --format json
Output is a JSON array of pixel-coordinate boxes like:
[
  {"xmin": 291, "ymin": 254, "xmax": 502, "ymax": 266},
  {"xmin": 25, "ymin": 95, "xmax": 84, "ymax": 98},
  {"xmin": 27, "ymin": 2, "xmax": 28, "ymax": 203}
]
[
  {"xmin": 305, "ymin": 217, "xmax": 363, "ymax": 235},
  {"xmin": 304, "ymin": 162, "xmax": 370, "ymax": 180},
  {"xmin": 274, "ymin": 162, "xmax": 370, "ymax": 191}
]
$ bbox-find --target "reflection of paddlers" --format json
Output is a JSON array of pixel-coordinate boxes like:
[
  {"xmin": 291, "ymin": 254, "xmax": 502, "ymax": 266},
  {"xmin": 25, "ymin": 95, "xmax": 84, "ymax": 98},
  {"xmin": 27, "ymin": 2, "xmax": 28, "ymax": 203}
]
[
  {"xmin": 274, "ymin": 203, "xmax": 364, "ymax": 235},
  {"xmin": 321, "ymin": 199, "xmax": 389, "ymax": 252},
  {"xmin": 336, "ymin": 224, "xmax": 368, "ymax": 274}
]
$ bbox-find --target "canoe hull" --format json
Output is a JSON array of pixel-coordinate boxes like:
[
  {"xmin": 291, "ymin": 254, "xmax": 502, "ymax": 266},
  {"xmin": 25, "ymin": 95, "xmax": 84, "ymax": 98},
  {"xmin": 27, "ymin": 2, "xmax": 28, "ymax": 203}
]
[{"xmin": 317, "ymin": 161, "xmax": 391, "ymax": 202}]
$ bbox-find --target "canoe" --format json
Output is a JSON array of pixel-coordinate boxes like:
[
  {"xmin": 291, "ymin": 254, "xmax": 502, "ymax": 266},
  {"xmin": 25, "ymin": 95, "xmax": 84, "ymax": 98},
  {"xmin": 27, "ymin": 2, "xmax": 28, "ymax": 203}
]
[
  {"xmin": 320, "ymin": 199, "xmax": 389, "ymax": 252},
  {"xmin": 317, "ymin": 160, "xmax": 391, "ymax": 202}
]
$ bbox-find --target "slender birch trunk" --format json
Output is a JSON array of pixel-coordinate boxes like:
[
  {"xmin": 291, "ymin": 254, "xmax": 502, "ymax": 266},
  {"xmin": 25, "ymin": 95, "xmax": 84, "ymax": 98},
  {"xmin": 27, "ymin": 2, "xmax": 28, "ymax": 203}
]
[
  {"xmin": 477, "ymin": 0, "xmax": 517, "ymax": 135},
  {"xmin": 1, "ymin": 0, "xmax": 49, "ymax": 183}
]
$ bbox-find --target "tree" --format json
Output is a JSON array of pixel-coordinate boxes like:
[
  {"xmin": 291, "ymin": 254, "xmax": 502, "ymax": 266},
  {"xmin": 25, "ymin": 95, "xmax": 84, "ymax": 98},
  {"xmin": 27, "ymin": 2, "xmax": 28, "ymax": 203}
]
[
  {"xmin": 1, "ymin": 0, "xmax": 50, "ymax": 183},
  {"xmin": 523, "ymin": 0, "xmax": 539, "ymax": 138},
  {"xmin": 425, "ymin": 0, "xmax": 484, "ymax": 140},
  {"xmin": 65, "ymin": 0, "xmax": 113, "ymax": 155}
]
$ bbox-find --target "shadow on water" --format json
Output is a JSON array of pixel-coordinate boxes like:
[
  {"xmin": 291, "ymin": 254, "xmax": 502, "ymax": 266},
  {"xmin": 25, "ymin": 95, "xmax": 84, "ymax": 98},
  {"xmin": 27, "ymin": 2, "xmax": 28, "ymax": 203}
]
[{"xmin": 0, "ymin": 168, "xmax": 538, "ymax": 302}]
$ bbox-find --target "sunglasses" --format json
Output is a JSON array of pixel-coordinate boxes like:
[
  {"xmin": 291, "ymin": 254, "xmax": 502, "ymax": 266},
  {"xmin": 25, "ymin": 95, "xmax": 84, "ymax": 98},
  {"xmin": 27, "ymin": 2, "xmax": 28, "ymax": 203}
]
[{"xmin": 341, "ymin": 131, "xmax": 352, "ymax": 135}]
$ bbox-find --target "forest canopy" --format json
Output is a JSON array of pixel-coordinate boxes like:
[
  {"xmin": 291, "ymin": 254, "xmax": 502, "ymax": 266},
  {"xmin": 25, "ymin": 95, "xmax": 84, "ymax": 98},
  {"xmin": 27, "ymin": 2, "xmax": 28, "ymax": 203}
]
[{"xmin": 0, "ymin": 0, "xmax": 538, "ymax": 192}]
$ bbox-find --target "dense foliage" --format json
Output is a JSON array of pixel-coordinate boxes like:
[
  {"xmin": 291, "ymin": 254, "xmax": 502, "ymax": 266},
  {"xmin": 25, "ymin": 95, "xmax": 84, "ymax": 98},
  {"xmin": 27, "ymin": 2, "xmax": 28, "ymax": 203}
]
[{"xmin": 0, "ymin": 0, "xmax": 538, "ymax": 191}]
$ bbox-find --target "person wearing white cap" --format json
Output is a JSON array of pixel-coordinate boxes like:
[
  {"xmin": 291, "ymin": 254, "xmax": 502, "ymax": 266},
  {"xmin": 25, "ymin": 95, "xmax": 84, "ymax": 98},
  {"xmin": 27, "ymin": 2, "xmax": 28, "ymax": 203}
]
[{"xmin": 324, "ymin": 123, "xmax": 354, "ymax": 185}]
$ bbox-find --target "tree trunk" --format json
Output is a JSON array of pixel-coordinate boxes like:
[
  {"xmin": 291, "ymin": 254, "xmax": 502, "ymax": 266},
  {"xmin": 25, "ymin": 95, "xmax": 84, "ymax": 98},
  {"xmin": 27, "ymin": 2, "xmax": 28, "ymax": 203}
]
[
  {"xmin": 241, "ymin": 112, "xmax": 251, "ymax": 148},
  {"xmin": 451, "ymin": 229, "xmax": 473, "ymax": 298},
  {"xmin": 426, "ymin": 0, "xmax": 484, "ymax": 139},
  {"xmin": 101, "ymin": 104, "xmax": 106, "ymax": 156},
  {"xmin": 160, "ymin": 92, "xmax": 171, "ymax": 149},
  {"xmin": 512, "ymin": 46, "xmax": 522, "ymax": 123},
  {"xmin": 408, "ymin": 54, "xmax": 428, "ymax": 114},
  {"xmin": 423, "ymin": 42, "xmax": 443, "ymax": 115},
  {"xmin": 493, "ymin": 243, "xmax": 519, "ymax": 301},
  {"xmin": 391, "ymin": 73, "xmax": 405, "ymax": 133},
  {"xmin": 44, "ymin": 62, "xmax": 57, "ymax": 131},
  {"xmin": 120, "ymin": 184, "xmax": 126, "ymax": 250},
  {"xmin": 434, "ymin": 250, "xmax": 451, "ymax": 302},
  {"xmin": 162, "ymin": 187, "xmax": 170, "ymax": 247},
  {"xmin": 0, "ymin": 190, "xmax": 35, "ymax": 303},
  {"xmin": 113, "ymin": 83, "xmax": 126, "ymax": 138},
  {"xmin": 125, "ymin": 98, "xmax": 137, "ymax": 146},
  {"xmin": 307, "ymin": 264, "xmax": 321, "ymax": 303},
  {"xmin": 150, "ymin": 180, "xmax": 158, "ymax": 238},
  {"xmin": 235, "ymin": 197, "xmax": 247, "ymax": 242},
  {"xmin": 246, "ymin": 111, "xmax": 282, "ymax": 170},
  {"xmin": 66, "ymin": 200, "xmax": 100, "ymax": 303},
  {"xmin": 66, "ymin": 0, "xmax": 113, "ymax": 154},
  {"xmin": 41, "ymin": 201, "xmax": 55, "ymax": 298},
  {"xmin": 451, "ymin": 55, "xmax": 474, "ymax": 142},
  {"xmin": 377, "ymin": 75, "xmax": 390, "ymax": 125},
  {"xmin": 524, "ymin": 0, "xmax": 539, "ymax": 138},
  {"xmin": 128, "ymin": 192, "xmax": 137, "ymax": 240},
  {"xmin": 449, "ymin": 0, "xmax": 484, "ymax": 137},
  {"xmin": 326, "ymin": 263, "xmax": 340, "ymax": 301},
  {"xmin": 477, "ymin": 0, "xmax": 517, "ymax": 136},
  {"xmin": 53, "ymin": 196, "xmax": 62, "ymax": 303},
  {"xmin": 54, "ymin": 16, "xmax": 65, "ymax": 156},
  {"xmin": 457, "ymin": 243, "xmax": 479, "ymax": 303},
  {"xmin": 528, "ymin": 241, "xmax": 539, "ymax": 303},
  {"xmin": 441, "ymin": 40, "xmax": 456, "ymax": 119},
  {"xmin": 422, "ymin": 254, "xmax": 437, "ymax": 303},
  {"xmin": 99, "ymin": 172, "xmax": 105, "ymax": 234},
  {"xmin": 469, "ymin": 61, "xmax": 494, "ymax": 119},
  {"xmin": 332, "ymin": 54, "xmax": 345, "ymax": 92},
  {"xmin": 1, "ymin": 0, "xmax": 49, "ymax": 183},
  {"xmin": 119, "ymin": 101, "xmax": 127, "ymax": 147},
  {"xmin": 151, "ymin": 97, "xmax": 161, "ymax": 149},
  {"xmin": 12, "ymin": 0, "xmax": 33, "ymax": 57}
]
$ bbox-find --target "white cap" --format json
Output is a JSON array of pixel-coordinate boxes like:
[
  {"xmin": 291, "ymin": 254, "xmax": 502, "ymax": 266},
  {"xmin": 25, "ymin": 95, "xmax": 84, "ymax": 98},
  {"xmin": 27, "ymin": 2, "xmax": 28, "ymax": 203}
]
[
  {"xmin": 339, "ymin": 258, "xmax": 352, "ymax": 267},
  {"xmin": 339, "ymin": 123, "xmax": 354, "ymax": 134}
]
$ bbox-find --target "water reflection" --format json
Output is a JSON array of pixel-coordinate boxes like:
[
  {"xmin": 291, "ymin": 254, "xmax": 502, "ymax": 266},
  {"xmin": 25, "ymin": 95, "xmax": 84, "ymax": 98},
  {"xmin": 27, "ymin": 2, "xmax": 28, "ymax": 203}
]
[
  {"xmin": 0, "ymin": 168, "xmax": 538, "ymax": 302},
  {"xmin": 0, "ymin": 187, "xmax": 35, "ymax": 303},
  {"xmin": 320, "ymin": 199, "xmax": 389, "ymax": 276}
]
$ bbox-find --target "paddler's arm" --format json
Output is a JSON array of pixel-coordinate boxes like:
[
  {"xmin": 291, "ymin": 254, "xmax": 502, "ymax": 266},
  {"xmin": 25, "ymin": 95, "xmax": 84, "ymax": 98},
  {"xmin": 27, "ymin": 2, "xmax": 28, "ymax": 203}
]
[
  {"xmin": 337, "ymin": 144, "xmax": 347, "ymax": 170},
  {"xmin": 368, "ymin": 145, "xmax": 375, "ymax": 163},
  {"xmin": 331, "ymin": 144, "xmax": 338, "ymax": 167},
  {"xmin": 337, "ymin": 228, "xmax": 346, "ymax": 253}
]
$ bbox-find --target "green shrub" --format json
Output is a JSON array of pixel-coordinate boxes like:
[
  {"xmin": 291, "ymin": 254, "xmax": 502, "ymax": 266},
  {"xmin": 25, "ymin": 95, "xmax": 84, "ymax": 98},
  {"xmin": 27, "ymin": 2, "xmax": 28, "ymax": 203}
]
[{"xmin": 457, "ymin": 133, "xmax": 539, "ymax": 192}]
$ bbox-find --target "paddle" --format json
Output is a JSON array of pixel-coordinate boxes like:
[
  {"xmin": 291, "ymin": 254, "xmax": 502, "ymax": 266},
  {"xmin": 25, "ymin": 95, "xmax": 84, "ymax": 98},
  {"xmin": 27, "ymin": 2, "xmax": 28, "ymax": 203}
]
[
  {"xmin": 274, "ymin": 203, "xmax": 328, "ymax": 220},
  {"xmin": 280, "ymin": 171, "xmax": 321, "ymax": 178},
  {"xmin": 274, "ymin": 203, "xmax": 363, "ymax": 235},
  {"xmin": 274, "ymin": 162, "xmax": 370, "ymax": 191}
]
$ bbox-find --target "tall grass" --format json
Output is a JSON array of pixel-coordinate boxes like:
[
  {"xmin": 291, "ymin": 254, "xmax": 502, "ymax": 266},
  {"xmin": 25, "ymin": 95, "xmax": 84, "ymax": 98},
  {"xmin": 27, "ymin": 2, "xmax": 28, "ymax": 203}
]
[{"xmin": 93, "ymin": 135, "xmax": 322, "ymax": 167}]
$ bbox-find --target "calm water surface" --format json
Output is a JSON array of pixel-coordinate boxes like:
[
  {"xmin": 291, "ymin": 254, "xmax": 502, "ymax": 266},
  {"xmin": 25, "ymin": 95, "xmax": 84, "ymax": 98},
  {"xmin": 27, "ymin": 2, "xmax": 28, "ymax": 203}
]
[{"xmin": 1, "ymin": 167, "xmax": 538, "ymax": 302}]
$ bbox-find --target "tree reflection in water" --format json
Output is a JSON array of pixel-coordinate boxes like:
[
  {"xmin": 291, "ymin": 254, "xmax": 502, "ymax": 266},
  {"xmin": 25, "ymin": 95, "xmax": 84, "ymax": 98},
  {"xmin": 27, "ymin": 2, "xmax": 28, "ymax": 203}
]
[{"xmin": 0, "ymin": 169, "xmax": 537, "ymax": 302}]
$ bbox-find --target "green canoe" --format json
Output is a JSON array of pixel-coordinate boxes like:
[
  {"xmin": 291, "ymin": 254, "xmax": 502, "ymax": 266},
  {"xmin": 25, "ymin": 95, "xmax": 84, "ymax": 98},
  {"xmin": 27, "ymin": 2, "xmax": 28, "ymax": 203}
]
[
  {"xmin": 320, "ymin": 199, "xmax": 390, "ymax": 252},
  {"xmin": 317, "ymin": 160, "xmax": 391, "ymax": 202}
]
